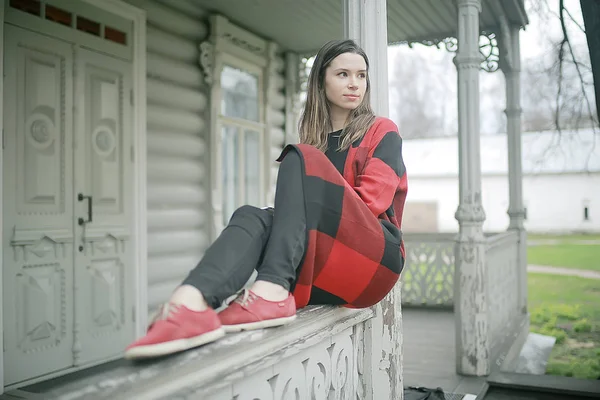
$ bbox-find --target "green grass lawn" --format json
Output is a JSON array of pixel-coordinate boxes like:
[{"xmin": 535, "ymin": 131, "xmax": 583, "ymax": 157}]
[
  {"xmin": 528, "ymin": 272, "xmax": 600, "ymax": 379},
  {"xmin": 527, "ymin": 244, "xmax": 600, "ymax": 271},
  {"xmin": 527, "ymin": 233, "xmax": 600, "ymax": 242}
]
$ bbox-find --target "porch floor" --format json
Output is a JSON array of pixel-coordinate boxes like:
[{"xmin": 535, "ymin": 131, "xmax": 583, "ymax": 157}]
[{"xmin": 402, "ymin": 308, "xmax": 487, "ymax": 396}]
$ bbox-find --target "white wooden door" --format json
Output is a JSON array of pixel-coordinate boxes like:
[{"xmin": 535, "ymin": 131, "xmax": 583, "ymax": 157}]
[
  {"xmin": 2, "ymin": 24, "xmax": 75, "ymax": 386},
  {"xmin": 72, "ymin": 47, "xmax": 134, "ymax": 365},
  {"xmin": 3, "ymin": 25, "xmax": 135, "ymax": 386}
]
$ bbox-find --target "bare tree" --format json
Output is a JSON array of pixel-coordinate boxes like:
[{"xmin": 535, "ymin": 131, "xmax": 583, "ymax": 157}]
[
  {"xmin": 526, "ymin": 0, "xmax": 598, "ymax": 131},
  {"xmin": 522, "ymin": 60, "xmax": 561, "ymax": 131},
  {"xmin": 389, "ymin": 48, "xmax": 456, "ymax": 139}
]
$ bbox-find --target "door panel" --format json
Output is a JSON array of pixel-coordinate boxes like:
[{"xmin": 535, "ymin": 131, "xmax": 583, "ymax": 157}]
[
  {"xmin": 3, "ymin": 24, "xmax": 75, "ymax": 386},
  {"xmin": 73, "ymin": 48, "xmax": 134, "ymax": 365}
]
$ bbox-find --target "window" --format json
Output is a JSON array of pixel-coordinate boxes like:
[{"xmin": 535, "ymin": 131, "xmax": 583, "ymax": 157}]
[
  {"xmin": 218, "ymin": 62, "xmax": 264, "ymax": 226},
  {"xmin": 523, "ymin": 207, "xmax": 528, "ymax": 220},
  {"xmin": 584, "ymin": 206, "xmax": 589, "ymax": 221}
]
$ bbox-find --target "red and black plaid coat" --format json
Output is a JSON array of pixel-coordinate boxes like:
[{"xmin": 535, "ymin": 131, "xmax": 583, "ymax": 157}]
[{"xmin": 277, "ymin": 117, "xmax": 408, "ymax": 309}]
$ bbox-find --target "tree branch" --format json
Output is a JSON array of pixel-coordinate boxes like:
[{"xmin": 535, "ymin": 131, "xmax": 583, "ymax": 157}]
[
  {"xmin": 556, "ymin": 0, "xmax": 598, "ymax": 133},
  {"xmin": 564, "ymin": 7, "xmax": 586, "ymax": 33}
]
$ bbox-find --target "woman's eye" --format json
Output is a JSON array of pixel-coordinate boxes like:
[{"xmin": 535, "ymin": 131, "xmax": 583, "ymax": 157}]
[
  {"xmin": 358, "ymin": 73, "xmax": 366, "ymax": 78},
  {"xmin": 338, "ymin": 72, "xmax": 348, "ymax": 77}
]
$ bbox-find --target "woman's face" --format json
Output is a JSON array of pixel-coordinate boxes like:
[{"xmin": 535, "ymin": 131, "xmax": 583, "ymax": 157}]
[{"xmin": 324, "ymin": 52, "xmax": 367, "ymax": 113}]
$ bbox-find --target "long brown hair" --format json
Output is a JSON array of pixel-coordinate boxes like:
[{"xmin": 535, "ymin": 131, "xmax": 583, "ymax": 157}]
[{"xmin": 299, "ymin": 39, "xmax": 376, "ymax": 152}]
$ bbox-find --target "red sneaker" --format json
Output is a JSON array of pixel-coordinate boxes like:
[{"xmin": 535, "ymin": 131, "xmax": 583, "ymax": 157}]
[
  {"xmin": 218, "ymin": 290, "xmax": 297, "ymax": 332},
  {"xmin": 124, "ymin": 303, "xmax": 225, "ymax": 359}
]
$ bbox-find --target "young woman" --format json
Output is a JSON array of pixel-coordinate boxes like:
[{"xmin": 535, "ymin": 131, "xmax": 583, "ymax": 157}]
[{"xmin": 125, "ymin": 39, "xmax": 408, "ymax": 360}]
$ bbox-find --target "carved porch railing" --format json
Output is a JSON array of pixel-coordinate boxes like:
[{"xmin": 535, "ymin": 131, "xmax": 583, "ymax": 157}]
[
  {"xmin": 402, "ymin": 231, "xmax": 529, "ymax": 374},
  {"xmin": 35, "ymin": 307, "xmax": 372, "ymax": 400},
  {"xmin": 30, "ymin": 280, "xmax": 405, "ymax": 400},
  {"xmin": 401, "ymin": 233, "xmax": 456, "ymax": 308},
  {"xmin": 485, "ymin": 231, "xmax": 527, "ymax": 363}
]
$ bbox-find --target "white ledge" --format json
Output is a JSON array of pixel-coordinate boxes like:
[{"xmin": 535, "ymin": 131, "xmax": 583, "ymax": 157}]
[{"xmin": 24, "ymin": 306, "xmax": 373, "ymax": 400}]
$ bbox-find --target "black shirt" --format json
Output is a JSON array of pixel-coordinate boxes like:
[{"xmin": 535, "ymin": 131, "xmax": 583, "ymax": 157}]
[{"xmin": 325, "ymin": 129, "xmax": 348, "ymax": 175}]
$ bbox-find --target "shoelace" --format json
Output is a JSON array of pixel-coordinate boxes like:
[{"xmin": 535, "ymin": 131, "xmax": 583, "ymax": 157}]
[
  {"xmin": 235, "ymin": 290, "xmax": 258, "ymax": 307},
  {"xmin": 147, "ymin": 303, "xmax": 181, "ymax": 328},
  {"xmin": 161, "ymin": 303, "xmax": 182, "ymax": 319}
]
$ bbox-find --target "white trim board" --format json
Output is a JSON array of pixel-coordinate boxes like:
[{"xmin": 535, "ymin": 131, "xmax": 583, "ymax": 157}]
[{"xmin": 0, "ymin": 0, "xmax": 147, "ymax": 391}]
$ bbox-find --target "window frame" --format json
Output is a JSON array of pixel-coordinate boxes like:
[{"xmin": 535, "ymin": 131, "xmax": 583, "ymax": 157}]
[
  {"xmin": 214, "ymin": 52, "xmax": 267, "ymax": 228},
  {"xmin": 582, "ymin": 199, "xmax": 591, "ymax": 222}
]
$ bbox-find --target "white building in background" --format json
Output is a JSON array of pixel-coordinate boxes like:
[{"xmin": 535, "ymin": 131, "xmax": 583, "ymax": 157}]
[{"xmin": 402, "ymin": 128, "xmax": 600, "ymax": 234}]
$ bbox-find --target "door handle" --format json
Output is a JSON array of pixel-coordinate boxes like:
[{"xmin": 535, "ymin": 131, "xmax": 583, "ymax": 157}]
[{"xmin": 78, "ymin": 193, "xmax": 93, "ymax": 225}]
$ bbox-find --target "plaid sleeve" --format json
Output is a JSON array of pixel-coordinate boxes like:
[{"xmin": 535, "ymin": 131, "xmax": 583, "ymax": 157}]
[{"xmin": 353, "ymin": 130, "xmax": 406, "ymax": 217}]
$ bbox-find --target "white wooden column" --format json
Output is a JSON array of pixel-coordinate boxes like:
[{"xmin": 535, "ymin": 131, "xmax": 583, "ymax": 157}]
[
  {"xmin": 343, "ymin": 0, "xmax": 389, "ymax": 116},
  {"xmin": 503, "ymin": 24, "xmax": 528, "ymax": 316},
  {"xmin": 453, "ymin": 0, "xmax": 490, "ymax": 376},
  {"xmin": 343, "ymin": 1, "xmax": 402, "ymax": 399}
]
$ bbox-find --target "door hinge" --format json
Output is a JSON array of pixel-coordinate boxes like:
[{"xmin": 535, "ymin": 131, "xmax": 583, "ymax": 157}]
[
  {"xmin": 130, "ymin": 89, "xmax": 134, "ymax": 106},
  {"xmin": 130, "ymin": 145, "xmax": 134, "ymax": 162},
  {"xmin": 132, "ymin": 306, "xmax": 136, "ymax": 322},
  {"xmin": 2, "ymin": 128, "xmax": 5, "ymax": 150}
]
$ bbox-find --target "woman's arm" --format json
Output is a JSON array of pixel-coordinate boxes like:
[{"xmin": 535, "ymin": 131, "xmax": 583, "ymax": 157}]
[{"xmin": 353, "ymin": 130, "xmax": 406, "ymax": 217}]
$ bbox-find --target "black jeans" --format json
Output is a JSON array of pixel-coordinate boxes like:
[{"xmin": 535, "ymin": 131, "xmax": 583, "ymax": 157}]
[{"xmin": 181, "ymin": 150, "xmax": 306, "ymax": 309}]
